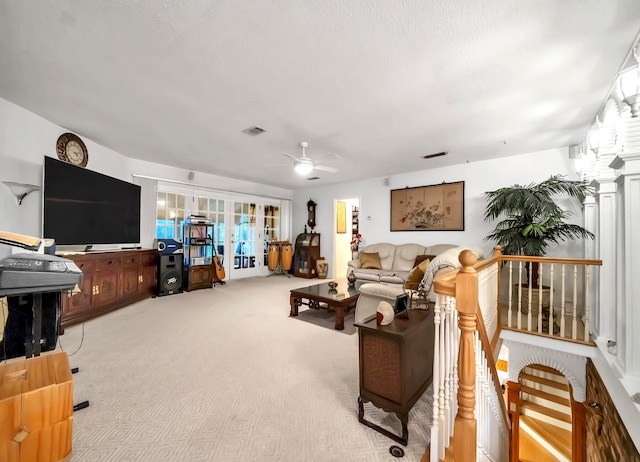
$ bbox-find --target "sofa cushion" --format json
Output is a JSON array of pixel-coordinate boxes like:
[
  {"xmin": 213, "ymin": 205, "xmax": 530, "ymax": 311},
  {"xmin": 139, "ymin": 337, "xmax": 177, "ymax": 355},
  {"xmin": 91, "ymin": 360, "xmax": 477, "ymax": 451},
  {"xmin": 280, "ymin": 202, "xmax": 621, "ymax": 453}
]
[
  {"xmin": 360, "ymin": 252, "xmax": 382, "ymax": 269},
  {"xmin": 359, "ymin": 243, "xmax": 396, "ymax": 270},
  {"xmin": 351, "ymin": 268, "xmax": 381, "ymax": 282},
  {"xmin": 393, "ymin": 243, "xmax": 428, "ymax": 272},
  {"xmin": 379, "ymin": 271, "xmax": 406, "ymax": 284}
]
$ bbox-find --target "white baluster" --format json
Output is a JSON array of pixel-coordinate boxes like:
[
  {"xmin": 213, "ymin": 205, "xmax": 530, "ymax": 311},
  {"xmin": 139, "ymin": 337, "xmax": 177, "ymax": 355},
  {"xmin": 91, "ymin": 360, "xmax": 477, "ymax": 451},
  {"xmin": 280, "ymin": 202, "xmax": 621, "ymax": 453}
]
[
  {"xmin": 561, "ymin": 264, "xmax": 566, "ymax": 337},
  {"xmin": 572, "ymin": 265, "xmax": 578, "ymax": 340},
  {"xmin": 508, "ymin": 261, "xmax": 513, "ymax": 327},
  {"xmin": 538, "ymin": 263, "xmax": 543, "ymax": 333},
  {"xmin": 527, "ymin": 262, "xmax": 533, "ymax": 332},
  {"xmin": 443, "ymin": 296, "xmax": 451, "ymax": 444},
  {"xmin": 549, "ymin": 264, "xmax": 555, "ymax": 336},
  {"xmin": 430, "ymin": 295, "xmax": 442, "ymax": 462},
  {"xmin": 585, "ymin": 266, "xmax": 590, "ymax": 342},
  {"xmin": 517, "ymin": 261, "xmax": 523, "ymax": 330},
  {"xmin": 438, "ymin": 297, "xmax": 447, "ymax": 456}
]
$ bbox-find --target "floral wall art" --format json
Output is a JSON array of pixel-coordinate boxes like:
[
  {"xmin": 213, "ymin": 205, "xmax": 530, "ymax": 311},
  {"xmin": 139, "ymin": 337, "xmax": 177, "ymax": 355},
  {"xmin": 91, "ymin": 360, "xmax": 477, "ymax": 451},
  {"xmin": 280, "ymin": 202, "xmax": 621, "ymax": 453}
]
[{"xmin": 390, "ymin": 181, "xmax": 464, "ymax": 231}]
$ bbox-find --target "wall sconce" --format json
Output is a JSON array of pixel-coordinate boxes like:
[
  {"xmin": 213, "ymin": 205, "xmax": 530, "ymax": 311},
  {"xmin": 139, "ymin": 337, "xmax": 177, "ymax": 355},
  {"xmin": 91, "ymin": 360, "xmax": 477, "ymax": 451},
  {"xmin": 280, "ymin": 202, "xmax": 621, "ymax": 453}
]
[
  {"xmin": 587, "ymin": 118, "xmax": 601, "ymax": 154},
  {"xmin": 2, "ymin": 181, "xmax": 40, "ymax": 205},
  {"xmin": 617, "ymin": 48, "xmax": 640, "ymax": 117}
]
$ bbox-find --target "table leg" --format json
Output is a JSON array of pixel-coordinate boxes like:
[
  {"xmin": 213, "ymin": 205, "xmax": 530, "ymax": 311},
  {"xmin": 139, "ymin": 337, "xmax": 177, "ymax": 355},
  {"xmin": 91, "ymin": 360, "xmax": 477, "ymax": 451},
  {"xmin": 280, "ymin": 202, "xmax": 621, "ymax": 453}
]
[
  {"xmin": 398, "ymin": 412, "xmax": 409, "ymax": 444},
  {"xmin": 334, "ymin": 305, "xmax": 345, "ymax": 330},
  {"xmin": 289, "ymin": 295, "xmax": 299, "ymax": 317},
  {"xmin": 358, "ymin": 396, "xmax": 408, "ymax": 446}
]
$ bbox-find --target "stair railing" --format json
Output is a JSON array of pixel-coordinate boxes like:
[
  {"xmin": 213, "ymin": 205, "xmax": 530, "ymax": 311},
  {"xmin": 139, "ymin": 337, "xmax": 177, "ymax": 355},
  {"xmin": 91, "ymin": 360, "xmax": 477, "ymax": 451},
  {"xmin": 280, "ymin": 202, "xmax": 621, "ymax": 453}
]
[
  {"xmin": 499, "ymin": 253, "xmax": 601, "ymax": 343},
  {"xmin": 429, "ymin": 249, "xmax": 510, "ymax": 462}
]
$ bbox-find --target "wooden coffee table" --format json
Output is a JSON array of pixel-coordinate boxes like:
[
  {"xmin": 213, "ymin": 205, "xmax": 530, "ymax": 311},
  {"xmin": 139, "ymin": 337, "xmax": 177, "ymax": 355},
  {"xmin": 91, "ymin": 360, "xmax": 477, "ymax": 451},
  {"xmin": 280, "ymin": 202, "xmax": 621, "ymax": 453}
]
[{"xmin": 289, "ymin": 279, "xmax": 360, "ymax": 330}]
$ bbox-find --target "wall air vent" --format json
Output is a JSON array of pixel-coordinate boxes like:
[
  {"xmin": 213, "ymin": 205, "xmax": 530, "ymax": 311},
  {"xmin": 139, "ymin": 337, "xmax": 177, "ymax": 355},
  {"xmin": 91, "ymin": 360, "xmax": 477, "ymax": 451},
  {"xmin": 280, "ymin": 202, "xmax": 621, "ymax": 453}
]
[
  {"xmin": 242, "ymin": 126, "xmax": 266, "ymax": 136},
  {"xmin": 307, "ymin": 177, "xmax": 320, "ymax": 181},
  {"xmin": 423, "ymin": 151, "xmax": 447, "ymax": 159}
]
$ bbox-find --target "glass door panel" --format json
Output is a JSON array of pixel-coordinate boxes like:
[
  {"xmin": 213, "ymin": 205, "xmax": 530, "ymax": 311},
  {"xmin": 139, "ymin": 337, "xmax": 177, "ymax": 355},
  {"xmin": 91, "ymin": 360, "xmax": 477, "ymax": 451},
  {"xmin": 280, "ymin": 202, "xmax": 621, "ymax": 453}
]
[
  {"xmin": 263, "ymin": 204, "xmax": 280, "ymax": 267},
  {"xmin": 230, "ymin": 200, "xmax": 260, "ymax": 278}
]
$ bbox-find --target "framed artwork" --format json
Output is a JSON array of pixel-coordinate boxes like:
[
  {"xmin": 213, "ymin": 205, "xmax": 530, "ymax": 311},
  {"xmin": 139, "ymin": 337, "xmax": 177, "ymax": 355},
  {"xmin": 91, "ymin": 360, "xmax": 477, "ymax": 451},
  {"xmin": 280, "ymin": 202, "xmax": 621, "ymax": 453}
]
[
  {"xmin": 390, "ymin": 181, "xmax": 464, "ymax": 231},
  {"xmin": 336, "ymin": 201, "xmax": 346, "ymax": 233}
]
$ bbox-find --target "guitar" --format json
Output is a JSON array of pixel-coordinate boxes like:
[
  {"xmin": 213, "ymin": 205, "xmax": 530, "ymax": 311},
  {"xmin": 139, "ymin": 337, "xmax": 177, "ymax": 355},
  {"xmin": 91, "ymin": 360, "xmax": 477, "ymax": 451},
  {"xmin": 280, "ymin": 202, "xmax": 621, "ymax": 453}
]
[{"xmin": 213, "ymin": 255, "xmax": 226, "ymax": 283}]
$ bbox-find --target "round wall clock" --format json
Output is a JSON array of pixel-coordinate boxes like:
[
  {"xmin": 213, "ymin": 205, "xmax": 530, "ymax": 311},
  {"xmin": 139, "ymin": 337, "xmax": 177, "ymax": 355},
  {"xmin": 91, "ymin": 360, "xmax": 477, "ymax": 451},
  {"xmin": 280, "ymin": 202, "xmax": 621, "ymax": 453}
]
[{"xmin": 56, "ymin": 132, "xmax": 89, "ymax": 167}]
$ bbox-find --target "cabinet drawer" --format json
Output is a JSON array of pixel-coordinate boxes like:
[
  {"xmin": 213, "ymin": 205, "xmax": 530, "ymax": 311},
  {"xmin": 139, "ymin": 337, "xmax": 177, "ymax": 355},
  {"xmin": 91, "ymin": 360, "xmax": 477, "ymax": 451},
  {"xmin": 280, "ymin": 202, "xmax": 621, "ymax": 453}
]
[
  {"xmin": 73, "ymin": 259, "xmax": 95, "ymax": 274},
  {"xmin": 95, "ymin": 257, "xmax": 121, "ymax": 271},
  {"xmin": 122, "ymin": 254, "xmax": 141, "ymax": 266},
  {"xmin": 141, "ymin": 252, "xmax": 158, "ymax": 266}
]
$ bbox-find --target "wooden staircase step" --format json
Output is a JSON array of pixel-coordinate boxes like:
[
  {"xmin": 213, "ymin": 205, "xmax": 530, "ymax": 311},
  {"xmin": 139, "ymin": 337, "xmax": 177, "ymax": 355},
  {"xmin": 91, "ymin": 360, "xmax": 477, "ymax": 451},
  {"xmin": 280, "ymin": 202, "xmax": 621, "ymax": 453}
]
[
  {"xmin": 521, "ymin": 385, "xmax": 571, "ymax": 407},
  {"xmin": 520, "ymin": 372, "xmax": 569, "ymax": 391},
  {"xmin": 520, "ymin": 415, "xmax": 572, "ymax": 461},
  {"xmin": 521, "ymin": 400, "xmax": 572, "ymax": 424}
]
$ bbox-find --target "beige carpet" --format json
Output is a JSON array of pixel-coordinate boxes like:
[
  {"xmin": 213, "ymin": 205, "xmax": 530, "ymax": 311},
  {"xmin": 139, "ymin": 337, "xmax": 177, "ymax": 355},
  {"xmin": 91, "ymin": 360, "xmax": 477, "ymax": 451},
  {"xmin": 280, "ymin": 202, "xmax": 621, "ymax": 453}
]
[{"xmin": 59, "ymin": 276, "xmax": 432, "ymax": 461}]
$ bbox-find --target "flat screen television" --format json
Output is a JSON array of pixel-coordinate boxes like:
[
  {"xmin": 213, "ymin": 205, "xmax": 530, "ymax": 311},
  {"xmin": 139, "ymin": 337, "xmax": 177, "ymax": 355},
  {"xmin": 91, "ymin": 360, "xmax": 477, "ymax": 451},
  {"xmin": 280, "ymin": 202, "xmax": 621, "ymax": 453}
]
[{"xmin": 43, "ymin": 156, "xmax": 141, "ymax": 246}]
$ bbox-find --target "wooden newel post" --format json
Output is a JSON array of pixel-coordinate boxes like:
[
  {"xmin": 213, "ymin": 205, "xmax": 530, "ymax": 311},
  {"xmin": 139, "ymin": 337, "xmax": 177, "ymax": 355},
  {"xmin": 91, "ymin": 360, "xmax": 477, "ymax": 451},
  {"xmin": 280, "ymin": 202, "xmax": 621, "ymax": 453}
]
[{"xmin": 454, "ymin": 250, "xmax": 478, "ymax": 462}]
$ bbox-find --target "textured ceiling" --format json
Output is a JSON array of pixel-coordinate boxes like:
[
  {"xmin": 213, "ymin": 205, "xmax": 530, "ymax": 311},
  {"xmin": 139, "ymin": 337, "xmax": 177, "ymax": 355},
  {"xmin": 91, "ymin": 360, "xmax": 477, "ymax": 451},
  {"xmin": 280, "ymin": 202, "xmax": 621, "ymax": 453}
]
[{"xmin": 1, "ymin": 1, "xmax": 639, "ymax": 189}]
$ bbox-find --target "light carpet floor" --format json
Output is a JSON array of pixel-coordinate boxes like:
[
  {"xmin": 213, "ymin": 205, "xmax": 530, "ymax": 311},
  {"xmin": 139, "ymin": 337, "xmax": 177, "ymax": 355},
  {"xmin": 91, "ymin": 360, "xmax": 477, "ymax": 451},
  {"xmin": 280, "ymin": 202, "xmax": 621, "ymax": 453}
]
[{"xmin": 59, "ymin": 276, "xmax": 432, "ymax": 461}]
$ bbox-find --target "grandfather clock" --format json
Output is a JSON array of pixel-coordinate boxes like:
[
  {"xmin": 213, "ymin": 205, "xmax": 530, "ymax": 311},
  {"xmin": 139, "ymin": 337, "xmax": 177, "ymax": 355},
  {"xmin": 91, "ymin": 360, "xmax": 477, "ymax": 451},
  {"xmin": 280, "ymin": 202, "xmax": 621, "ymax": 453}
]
[{"xmin": 307, "ymin": 199, "xmax": 317, "ymax": 230}]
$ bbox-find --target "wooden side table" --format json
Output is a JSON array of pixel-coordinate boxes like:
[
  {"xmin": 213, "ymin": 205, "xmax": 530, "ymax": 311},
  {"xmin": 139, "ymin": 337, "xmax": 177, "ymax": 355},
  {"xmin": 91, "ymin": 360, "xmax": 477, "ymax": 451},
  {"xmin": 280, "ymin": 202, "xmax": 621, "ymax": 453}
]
[{"xmin": 355, "ymin": 308, "xmax": 435, "ymax": 446}]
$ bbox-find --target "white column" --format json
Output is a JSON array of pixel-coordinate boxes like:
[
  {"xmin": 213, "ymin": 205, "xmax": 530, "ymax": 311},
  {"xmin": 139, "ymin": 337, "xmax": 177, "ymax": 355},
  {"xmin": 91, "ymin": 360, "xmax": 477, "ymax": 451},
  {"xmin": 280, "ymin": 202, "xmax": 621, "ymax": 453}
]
[
  {"xmin": 583, "ymin": 194, "xmax": 599, "ymax": 336},
  {"xmin": 594, "ymin": 144, "xmax": 618, "ymax": 342},
  {"xmin": 595, "ymin": 181, "xmax": 617, "ymax": 341},
  {"xmin": 610, "ymin": 115, "xmax": 640, "ymax": 378}
]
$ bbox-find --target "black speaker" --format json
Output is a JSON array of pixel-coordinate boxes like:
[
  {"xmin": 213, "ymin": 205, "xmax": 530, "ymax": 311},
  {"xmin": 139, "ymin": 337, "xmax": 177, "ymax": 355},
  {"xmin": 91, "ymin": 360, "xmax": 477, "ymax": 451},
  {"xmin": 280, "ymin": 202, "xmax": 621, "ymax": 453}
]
[
  {"xmin": 157, "ymin": 255, "xmax": 183, "ymax": 296},
  {"xmin": 155, "ymin": 238, "xmax": 183, "ymax": 255}
]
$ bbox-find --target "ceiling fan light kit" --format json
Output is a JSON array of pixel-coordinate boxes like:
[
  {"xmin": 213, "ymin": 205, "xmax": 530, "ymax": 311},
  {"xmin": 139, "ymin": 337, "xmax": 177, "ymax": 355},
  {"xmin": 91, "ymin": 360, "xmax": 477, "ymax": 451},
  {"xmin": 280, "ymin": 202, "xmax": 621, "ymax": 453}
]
[
  {"xmin": 294, "ymin": 161, "xmax": 314, "ymax": 175},
  {"xmin": 275, "ymin": 141, "xmax": 339, "ymax": 176}
]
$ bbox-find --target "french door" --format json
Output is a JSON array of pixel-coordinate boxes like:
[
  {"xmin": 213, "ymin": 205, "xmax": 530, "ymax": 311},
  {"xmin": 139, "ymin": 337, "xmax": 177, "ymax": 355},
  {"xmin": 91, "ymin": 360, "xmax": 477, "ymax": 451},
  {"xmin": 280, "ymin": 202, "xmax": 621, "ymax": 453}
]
[
  {"xmin": 228, "ymin": 200, "xmax": 282, "ymax": 279},
  {"xmin": 156, "ymin": 185, "xmax": 284, "ymax": 281}
]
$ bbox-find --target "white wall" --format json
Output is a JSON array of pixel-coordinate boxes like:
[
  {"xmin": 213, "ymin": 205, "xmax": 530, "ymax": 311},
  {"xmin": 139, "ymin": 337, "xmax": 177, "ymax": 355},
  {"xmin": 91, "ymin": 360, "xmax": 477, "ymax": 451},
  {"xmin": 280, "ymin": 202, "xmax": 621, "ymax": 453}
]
[
  {"xmin": 0, "ymin": 97, "xmax": 293, "ymax": 258},
  {"xmin": 293, "ymin": 148, "xmax": 584, "ymax": 278}
]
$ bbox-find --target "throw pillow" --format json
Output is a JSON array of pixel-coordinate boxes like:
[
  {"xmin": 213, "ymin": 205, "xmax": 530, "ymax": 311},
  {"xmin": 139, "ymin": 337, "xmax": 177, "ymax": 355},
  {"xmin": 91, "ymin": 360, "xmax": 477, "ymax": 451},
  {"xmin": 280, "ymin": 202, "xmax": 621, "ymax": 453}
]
[
  {"xmin": 405, "ymin": 258, "xmax": 431, "ymax": 285},
  {"xmin": 414, "ymin": 254, "xmax": 436, "ymax": 267},
  {"xmin": 360, "ymin": 252, "xmax": 382, "ymax": 269}
]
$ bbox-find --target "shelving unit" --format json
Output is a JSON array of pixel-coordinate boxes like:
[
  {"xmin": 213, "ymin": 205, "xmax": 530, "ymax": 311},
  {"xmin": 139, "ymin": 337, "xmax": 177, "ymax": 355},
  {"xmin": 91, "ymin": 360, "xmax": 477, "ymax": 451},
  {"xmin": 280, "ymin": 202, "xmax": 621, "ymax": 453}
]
[
  {"xmin": 293, "ymin": 232, "xmax": 320, "ymax": 278},
  {"xmin": 183, "ymin": 221, "xmax": 214, "ymax": 291},
  {"xmin": 352, "ymin": 206, "xmax": 359, "ymax": 241}
]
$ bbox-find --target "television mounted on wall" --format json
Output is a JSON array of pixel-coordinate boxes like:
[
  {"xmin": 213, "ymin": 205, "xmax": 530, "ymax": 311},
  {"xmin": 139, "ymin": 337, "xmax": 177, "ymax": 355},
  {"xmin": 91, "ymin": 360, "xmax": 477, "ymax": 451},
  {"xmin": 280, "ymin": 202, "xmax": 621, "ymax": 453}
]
[{"xmin": 43, "ymin": 156, "xmax": 141, "ymax": 246}]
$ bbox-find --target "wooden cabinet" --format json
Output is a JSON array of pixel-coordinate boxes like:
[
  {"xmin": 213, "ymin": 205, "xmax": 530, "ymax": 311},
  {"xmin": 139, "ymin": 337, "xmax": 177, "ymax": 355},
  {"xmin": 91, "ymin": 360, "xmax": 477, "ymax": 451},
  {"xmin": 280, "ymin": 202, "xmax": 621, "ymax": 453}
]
[
  {"xmin": 356, "ymin": 309, "xmax": 435, "ymax": 445},
  {"xmin": 61, "ymin": 249, "xmax": 158, "ymax": 328},
  {"xmin": 293, "ymin": 232, "xmax": 320, "ymax": 278},
  {"xmin": 183, "ymin": 222, "xmax": 214, "ymax": 291}
]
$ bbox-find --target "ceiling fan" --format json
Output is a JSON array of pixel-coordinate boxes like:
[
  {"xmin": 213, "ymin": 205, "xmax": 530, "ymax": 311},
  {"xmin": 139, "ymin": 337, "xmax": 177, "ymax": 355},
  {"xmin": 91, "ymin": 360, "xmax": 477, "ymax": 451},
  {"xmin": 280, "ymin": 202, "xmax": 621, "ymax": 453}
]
[{"xmin": 277, "ymin": 142, "xmax": 339, "ymax": 175}]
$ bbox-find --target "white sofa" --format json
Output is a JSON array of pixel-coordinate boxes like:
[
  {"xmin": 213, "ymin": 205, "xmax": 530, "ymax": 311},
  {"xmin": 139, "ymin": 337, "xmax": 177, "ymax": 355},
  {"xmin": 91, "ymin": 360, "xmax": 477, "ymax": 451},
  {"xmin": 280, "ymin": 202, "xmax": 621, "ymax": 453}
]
[
  {"xmin": 347, "ymin": 242, "xmax": 458, "ymax": 284},
  {"xmin": 353, "ymin": 245, "xmax": 484, "ymax": 324}
]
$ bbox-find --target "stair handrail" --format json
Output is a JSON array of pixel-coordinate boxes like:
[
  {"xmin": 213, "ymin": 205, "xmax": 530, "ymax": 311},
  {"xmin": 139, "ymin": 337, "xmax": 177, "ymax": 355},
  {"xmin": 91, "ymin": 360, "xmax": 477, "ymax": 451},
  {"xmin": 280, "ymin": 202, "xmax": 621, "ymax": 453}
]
[{"xmin": 428, "ymin": 248, "xmax": 510, "ymax": 462}]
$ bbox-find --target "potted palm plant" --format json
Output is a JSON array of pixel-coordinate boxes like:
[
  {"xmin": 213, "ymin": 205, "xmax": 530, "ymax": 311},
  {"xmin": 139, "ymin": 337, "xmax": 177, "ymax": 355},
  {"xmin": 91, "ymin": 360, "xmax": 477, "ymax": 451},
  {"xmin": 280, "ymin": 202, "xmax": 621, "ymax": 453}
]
[{"xmin": 483, "ymin": 174, "xmax": 595, "ymax": 286}]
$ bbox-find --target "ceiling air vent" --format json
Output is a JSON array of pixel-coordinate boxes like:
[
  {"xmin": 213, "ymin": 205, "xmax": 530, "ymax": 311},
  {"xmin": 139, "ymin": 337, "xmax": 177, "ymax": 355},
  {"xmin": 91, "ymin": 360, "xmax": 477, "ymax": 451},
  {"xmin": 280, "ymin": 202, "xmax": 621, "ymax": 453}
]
[
  {"xmin": 422, "ymin": 151, "xmax": 447, "ymax": 159},
  {"xmin": 242, "ymin": 126, "xmax": 266, "ymax": 136}
]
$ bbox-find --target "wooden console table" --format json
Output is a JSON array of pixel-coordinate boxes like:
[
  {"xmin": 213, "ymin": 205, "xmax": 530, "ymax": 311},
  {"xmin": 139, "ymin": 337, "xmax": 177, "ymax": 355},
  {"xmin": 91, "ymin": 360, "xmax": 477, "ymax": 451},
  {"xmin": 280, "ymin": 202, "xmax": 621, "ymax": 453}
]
[
  {"xmin": 60, "ymin": 249, "xmax": 157, "ymax": 328},
  {"xmin": 355, "ymin": 308, "xmax": 435, "ymax": 445}
]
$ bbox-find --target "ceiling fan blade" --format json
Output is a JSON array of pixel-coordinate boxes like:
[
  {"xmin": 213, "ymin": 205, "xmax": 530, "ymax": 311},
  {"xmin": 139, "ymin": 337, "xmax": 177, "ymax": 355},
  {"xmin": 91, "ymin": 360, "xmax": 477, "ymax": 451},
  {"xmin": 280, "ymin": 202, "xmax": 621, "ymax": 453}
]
[
  {"xmin": 314, "ymin": 153, "xmax": 340, "ymax": 162},
  {"xmin": 314, "ymin": 165, "xmax": 338, "ymax": 173},
  {"xmin": 281, "ymin": 152, "xmax": 299, "ymax": 161},
  {"xmin": 265, "ymin": 163, "xmax": 291, "ymax": 167}
]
